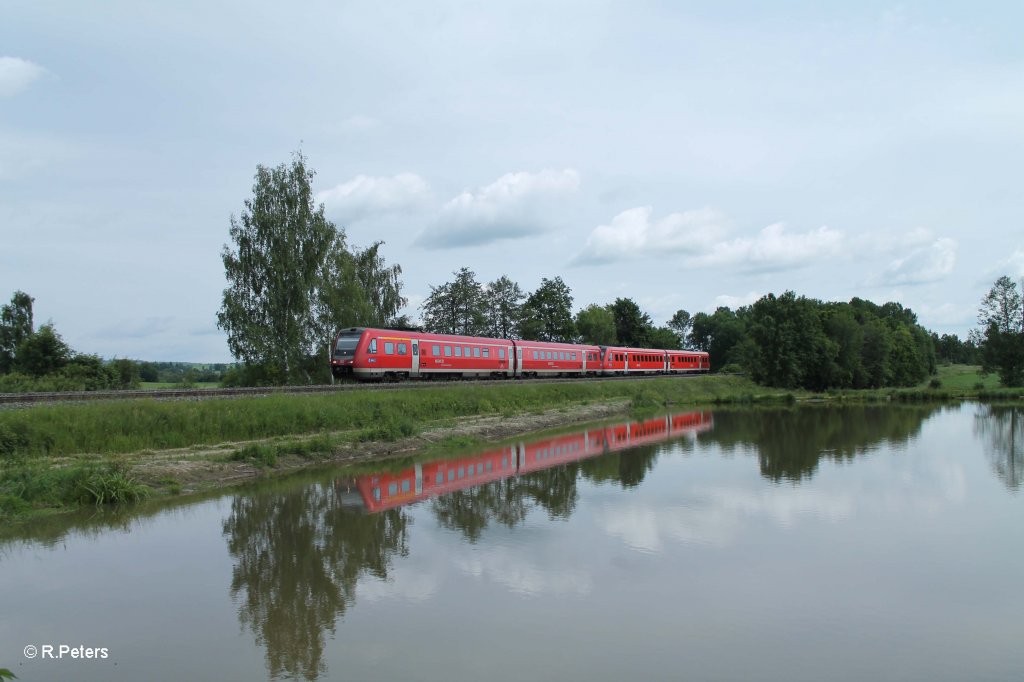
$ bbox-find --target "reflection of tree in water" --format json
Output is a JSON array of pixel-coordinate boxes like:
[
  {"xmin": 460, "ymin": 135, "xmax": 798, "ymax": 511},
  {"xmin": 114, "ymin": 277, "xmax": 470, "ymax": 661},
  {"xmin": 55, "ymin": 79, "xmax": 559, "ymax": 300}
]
[
  {"xmin": 699, "ymin": 405, "xmax": 939, "ymax": 482},
  {"xmin": 432, "ymin": 444, "xmax": 667, "ymax": 542},
  {"xmin": 578, "ymin": 444, "xmax": 661, "ymax": 488},
  {"xmin": 431, "ymin": 463, "xmax": 582, "ymax": 542},
  {"xmin": 974, "ymin": 405, "xmax": 1023, "ymax": 491},
  {"xmin": 223, "ymin": 482, "xmax": 410, "ymax": 680}
]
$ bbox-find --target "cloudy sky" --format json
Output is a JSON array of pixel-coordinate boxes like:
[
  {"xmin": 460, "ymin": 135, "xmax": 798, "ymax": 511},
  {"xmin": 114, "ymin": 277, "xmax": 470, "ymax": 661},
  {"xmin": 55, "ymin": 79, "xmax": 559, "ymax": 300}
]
[{"xmin": 3, "ymin": 1, "xmax": 1022, "ymax": 361}]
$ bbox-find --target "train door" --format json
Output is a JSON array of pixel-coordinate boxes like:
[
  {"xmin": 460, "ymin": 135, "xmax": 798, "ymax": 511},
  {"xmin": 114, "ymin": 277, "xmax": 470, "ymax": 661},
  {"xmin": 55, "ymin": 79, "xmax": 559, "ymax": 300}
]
[
  {"xmin": 411, "ymin": 341, "xmax": 420, "ymax": 378},
  {"xmin": 516, "ymin": 347, "xmax": 523, "ymax": 377}
]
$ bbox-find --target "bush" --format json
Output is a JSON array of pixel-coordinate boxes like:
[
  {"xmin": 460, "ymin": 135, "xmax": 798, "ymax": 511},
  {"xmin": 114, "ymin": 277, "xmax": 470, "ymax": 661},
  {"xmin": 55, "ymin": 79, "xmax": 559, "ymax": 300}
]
[
  {"xmin": 231, "ymin": 443, "xmax": 278, "ymax": 467},
  {"xmin": 0, "ymin": 422, "xmax": 30, "ymax": 458},
  {"xmin": 928, "ymin": 378, "xmax": 942, "ymax": 389},
  {"xmin": 78, "ymin": 463, "xmax": 150, "ymax": 506}
]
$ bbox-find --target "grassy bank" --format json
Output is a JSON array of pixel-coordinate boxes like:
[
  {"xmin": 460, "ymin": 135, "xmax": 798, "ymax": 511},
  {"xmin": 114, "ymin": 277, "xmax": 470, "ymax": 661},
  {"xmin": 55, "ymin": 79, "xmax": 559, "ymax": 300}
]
[
  {"xmin": 1, "ymin": 371, "xmax": 1021, "ymax": 522},
  {"xmin": 0, "ymin": 376, "xmax": 766, "ymax": 520}
]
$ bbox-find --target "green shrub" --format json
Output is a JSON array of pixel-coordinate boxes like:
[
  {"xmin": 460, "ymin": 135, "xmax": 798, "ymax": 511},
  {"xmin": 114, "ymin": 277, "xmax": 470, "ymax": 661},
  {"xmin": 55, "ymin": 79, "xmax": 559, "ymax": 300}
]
[
  {"xmin": 231, "ymin": 444, "xmax": 278, "ymax": 467},
  {"xmin": 77, "ymin": 463, "xmax": 150, "ymax": 506}
]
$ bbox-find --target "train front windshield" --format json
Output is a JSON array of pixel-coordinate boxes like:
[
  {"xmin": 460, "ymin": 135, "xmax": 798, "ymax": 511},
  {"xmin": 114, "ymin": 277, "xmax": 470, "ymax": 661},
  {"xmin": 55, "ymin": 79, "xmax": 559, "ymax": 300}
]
[{"xmin": 333, "ymin": 334, "xmax": 361, "ymax": 358}]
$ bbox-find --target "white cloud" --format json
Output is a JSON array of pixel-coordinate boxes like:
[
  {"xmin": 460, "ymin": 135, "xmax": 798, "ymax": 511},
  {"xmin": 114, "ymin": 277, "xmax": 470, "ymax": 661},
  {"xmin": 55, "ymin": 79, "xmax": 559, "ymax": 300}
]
[
  {"xmin": 689, "ymin": 222, "xmax": 845, "ymax": 273},
  {"xmin": 317, "ymin": 172, "xmax": 431, "ymax": 224},
  {"xmin": 877, "ymin": 237, "xmax": 957, "ymax": 285},
  {"xmin": 0, "ymin": 56, "xmax": 46, "ymax": 97},
  {"xmin": 712, "ymin": 291, "xmax": 763, "ymax": 310},
  {"xmin": 572, "ymin": 206, "xmax": 728, "ymax": 265},
  {"xmin": 416, "ymin": 168, "xmax": 580, "ymax": 248},
  {"xmin": 995, "ymin": 249, "xmax": 1024, "ymax": 279}
]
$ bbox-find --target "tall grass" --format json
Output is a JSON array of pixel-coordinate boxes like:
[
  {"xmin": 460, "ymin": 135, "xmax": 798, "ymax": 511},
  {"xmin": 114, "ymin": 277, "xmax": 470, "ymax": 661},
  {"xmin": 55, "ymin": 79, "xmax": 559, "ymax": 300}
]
[
  {"xmin": 0, "ymin": 376, "xmax": 756, "ymax": 460},
  {"xmin": 0, "ymin": 461, "xmax": 149, "ymax": 513}
]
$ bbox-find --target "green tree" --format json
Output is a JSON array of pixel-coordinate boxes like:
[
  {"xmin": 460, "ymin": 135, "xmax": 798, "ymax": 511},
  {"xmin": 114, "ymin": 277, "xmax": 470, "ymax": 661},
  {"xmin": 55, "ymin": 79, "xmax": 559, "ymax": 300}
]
[
  {"xmin": 519, "ymin": 277, "xmax": 575, "ymax": 342},
  {"xmin": 315, "ymin": 240, "xmax": 406, "ymax": 366},
  {"xmin": 667, "ymin": 309, "xmax": 692, "ymax": 347},
  {"xmin": 14, "ymin": 324, "xmax": 72, "ymax": 377},
  {"xmin": 482, "ymin": 275, "xmax": 525, "ymax": 339},
  {"xmin": 977, "ymin": 276, "xmax": 1024, "ymax": 387},
  {"xmin": 859, "ymin": 318, "xmax": 893, "ymax": 388},
  {"xmin": 689, "ymin": 307, "xmax": 746, "ymax": 370},
  {"xmin": 574, "ymin": 304, "xmax": 617, "ymax": 345},
  {"xmin": 217, "ymin": 151, "xmax": 394, "ymax": 384},
  {"xmin": 647, "ymin": 326, "xmax": 682, "ymax": 349},
  {"xmin": 744, "ymin": 292, "xmax": 837, "ymax": 390},
  {"xmin": 0, "ymin": 290, "xmax": 34, "ymax": 374},
  {"xmin": 609, "ymin": 298, "xmax": 653, "ymax": 347},
  {"xmin": 421, "ymin": 267, "xmax": 487, "ymax": 336}
]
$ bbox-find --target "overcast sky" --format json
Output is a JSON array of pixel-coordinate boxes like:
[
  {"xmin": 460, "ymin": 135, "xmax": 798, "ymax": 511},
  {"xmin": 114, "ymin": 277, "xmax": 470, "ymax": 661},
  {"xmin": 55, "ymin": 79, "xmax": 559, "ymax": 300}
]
[{"xmin": 3, "ymin": 1, "xmax": 1022, "ymax": 362}]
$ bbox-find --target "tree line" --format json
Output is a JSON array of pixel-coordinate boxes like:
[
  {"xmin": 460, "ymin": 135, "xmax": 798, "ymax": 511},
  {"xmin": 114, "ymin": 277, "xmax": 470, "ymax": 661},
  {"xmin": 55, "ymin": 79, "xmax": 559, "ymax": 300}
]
[
  {"xmin": 0, "ymin": 291, "xmax": 140, "ymax": 391},
  {"xmin": 686, "ymin": 294, "xmax": 937, "ymax": 390},
  {"xmin": 418, "ymin": 267, "xmax": 688, "ymax": 349}
]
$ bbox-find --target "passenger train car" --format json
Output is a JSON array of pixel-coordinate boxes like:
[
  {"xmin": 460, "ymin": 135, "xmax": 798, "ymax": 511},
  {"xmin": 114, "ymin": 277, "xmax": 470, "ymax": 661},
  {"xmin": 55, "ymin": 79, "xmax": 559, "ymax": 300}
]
[{"xmin": 331, "ymin": 327, "xmax": 710, "ymax": 380}]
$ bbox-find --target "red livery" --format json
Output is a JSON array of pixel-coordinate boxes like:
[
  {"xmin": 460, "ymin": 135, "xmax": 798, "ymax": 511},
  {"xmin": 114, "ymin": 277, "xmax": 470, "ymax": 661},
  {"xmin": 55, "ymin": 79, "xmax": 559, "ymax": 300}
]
[
  {"xmin": 347, "ymin": 410, "xmax": 714, "ymax": 513},
  {"xmin": 331, "ymin": 327, "xmax": 710, "ymax": 380}
]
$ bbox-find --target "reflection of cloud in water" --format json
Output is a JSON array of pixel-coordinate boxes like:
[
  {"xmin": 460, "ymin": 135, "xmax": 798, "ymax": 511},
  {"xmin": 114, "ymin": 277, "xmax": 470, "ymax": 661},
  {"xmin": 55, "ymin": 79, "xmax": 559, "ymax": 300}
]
[
  {"xmin": 599, "ymin": 503, "xmax": 741, "ymax": 552},
  {"xmin": 454, "ymin": 546, "xmax": 594, "ymax": 597},
  {"xmin": 599, "ymin": 453, "xmax": 966, "ymax": 552},
  {"xmin": 359, "ymin": 564, "xmax": 441, "ymax": 604}
]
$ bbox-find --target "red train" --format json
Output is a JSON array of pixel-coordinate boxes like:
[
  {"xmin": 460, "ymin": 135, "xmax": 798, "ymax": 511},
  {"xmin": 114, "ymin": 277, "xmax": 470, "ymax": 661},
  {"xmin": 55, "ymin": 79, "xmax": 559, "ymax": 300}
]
[
  {"xmin": 343, "ymin": 409, "xmax": 714, "ymax": 513},
  {"xmin": 331, "ymin": 327, "xmax": 710, "ymax": 380}
]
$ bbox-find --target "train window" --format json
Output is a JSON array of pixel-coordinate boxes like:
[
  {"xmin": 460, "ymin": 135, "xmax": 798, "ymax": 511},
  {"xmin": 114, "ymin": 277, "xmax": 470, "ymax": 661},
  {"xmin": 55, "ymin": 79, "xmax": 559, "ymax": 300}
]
[
  {"xmin": 388, "ymin": 482, "xmax": 397, "ymax": 496},
  {"xmin": 458, "ymin": 467, "xmax": 465, "ymax": 479},
  {"xmin": 384, "ymin": 342, "xmax": 394, "ymax": 355},
  {"xmin": 533, "ymin": 351, "xmax": 539, "ymax": 360},
  {"xmin": 473, "ymin": 347, "xmax": 480, "ymax": 357},
  {"xmin": 368, "ymin": 339, "xmax": 377, "ymax": 354},
  {"xmin": 444, "ymin": 345, "xmax": 452, "ymax": 357},
  {"xmin": 432, "ymin": 345, "xmax": 440, "ymax": 356},
  {"xmin": 464, "ymin": 346, "xmax": 470, "ymax": 357},
  {"xmin": 436, "ymin": 471, "xmax": 443, "ymax": 484},
  {"xmin": 402, "ymin": 480, "xmax": 411, "ymax": 493},
  {"xmin": 373, "ymin": 487, "xmax": 380, "ymax": 501},
  {"xmin": 486, "ymin": 461, "xmax": 492, "ymax": 472},
  {"xmin": 398, "ymin": 343, "xmax": 407, "ymax": 355},
  {"xmin": 498, "ymin": 348, "xmax": 505, "ymax": 359},
  {"xmin": 571, "ymin": 352, "xmax": 576, "ymax": 360},
  {"xmin": 454, "ymin": 346, "xmax": 462, "ymax": 357},
  {"xmin": 448, "ymin": 470, "xmax": 455, "ymax": 482},
  {"xmin": 482, "ymin": 348, "xmax": 489, "ymax": 358}
]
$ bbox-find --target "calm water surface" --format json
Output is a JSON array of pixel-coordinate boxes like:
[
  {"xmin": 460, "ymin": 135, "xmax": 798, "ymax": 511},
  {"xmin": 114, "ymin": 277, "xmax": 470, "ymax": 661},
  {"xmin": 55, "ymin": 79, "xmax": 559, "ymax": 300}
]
[{"xmin": 2, "ymin": 402, "xmax": 1022, "ymax": 681}]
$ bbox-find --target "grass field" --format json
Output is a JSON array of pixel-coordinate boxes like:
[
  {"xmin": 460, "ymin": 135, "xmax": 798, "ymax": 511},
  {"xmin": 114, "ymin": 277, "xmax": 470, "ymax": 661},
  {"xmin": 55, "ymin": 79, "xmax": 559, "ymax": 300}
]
[{"xmin": 923, "ymin": 364, "xmax": 1001, "ymax": 391}]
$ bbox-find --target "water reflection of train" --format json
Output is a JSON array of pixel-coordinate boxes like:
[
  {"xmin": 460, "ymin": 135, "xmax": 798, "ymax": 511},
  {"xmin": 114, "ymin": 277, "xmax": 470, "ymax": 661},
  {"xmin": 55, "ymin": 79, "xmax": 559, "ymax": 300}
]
[{"xmin": 339, "ymin": 410, "xmax": 713, "ymax": 513}]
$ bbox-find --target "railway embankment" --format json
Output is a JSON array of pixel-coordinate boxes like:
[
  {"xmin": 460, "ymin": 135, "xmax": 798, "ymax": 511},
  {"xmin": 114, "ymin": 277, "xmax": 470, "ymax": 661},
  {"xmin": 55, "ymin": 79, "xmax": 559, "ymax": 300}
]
[{"xmin": 1, "ymin": 373, "xmax": 1017, "ymax": 523}]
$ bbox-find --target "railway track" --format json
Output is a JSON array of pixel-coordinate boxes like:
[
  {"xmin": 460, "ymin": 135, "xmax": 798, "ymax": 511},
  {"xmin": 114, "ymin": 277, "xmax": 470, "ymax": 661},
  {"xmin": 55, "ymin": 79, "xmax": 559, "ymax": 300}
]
[{"xmin": 0, "ymin": 373, "xmax": 704, "ymax": 407}]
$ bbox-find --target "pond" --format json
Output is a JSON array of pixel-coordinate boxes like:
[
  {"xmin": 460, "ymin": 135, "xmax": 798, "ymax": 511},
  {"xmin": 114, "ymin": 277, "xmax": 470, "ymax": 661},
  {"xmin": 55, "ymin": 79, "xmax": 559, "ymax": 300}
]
[{"xmin": 2, "ymin": 402, "xmax": 1022, "ymax": 681}]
